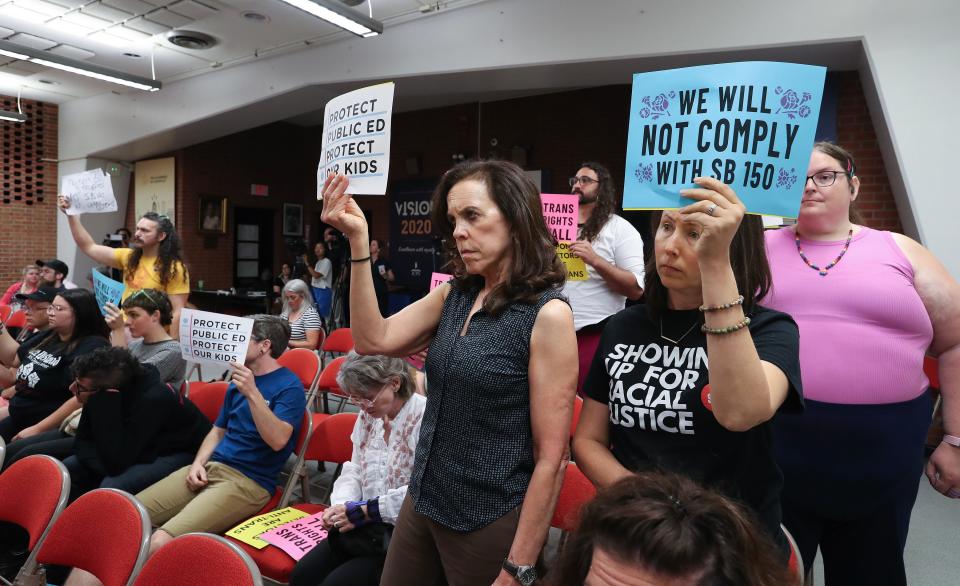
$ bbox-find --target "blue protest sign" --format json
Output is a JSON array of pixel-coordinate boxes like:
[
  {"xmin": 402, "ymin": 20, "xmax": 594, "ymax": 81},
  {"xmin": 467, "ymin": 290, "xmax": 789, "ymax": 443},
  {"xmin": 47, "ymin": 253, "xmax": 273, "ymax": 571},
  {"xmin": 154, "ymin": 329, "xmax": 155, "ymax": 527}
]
[
  {"xmin": 92, "ymin": 269, "xmax": 125, "ymax": 315},
  {"xmin": 623, "ymin": 61, "xmax": 826, "ymax": 218}
]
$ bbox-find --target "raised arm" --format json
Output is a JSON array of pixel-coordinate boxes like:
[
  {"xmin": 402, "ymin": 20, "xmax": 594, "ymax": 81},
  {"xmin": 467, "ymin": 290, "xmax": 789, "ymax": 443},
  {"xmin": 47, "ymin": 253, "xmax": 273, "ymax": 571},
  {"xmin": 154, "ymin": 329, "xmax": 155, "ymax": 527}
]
[
  {"xmin": 58, "ymin": 195, "xmax": 120, "ymax": 268},
  {"xmin": 893, "ymin": 234, "xmax": 960, "ymax": 497},
  {"xmin": 496, "ymin": 299, "xmax": 577, "ymax": 585},
  {"xmin": 321, "ymin": 174, "xmax": 445, "ymax": 356},
  {"xmin": 680, "ymin": 177, "xmax": 790, "ymax": 432}
]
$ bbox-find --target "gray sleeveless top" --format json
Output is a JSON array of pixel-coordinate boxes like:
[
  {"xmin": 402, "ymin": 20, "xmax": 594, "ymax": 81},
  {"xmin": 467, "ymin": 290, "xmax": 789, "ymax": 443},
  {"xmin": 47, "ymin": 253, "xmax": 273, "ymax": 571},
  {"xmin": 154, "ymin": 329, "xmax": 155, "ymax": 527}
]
[{"xmin": 410, "ymin": 284, "xmax": 567, "ymax": 531}]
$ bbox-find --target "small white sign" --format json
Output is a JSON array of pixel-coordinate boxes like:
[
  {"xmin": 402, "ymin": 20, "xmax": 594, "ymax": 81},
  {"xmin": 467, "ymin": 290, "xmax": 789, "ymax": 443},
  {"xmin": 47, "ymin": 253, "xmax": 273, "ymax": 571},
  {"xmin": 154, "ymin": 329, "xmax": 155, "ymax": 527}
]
[
  {"xmin": 62, "ymin": 169, "xmax": 117, "ymax": 215},
  {"xmin": 179, "ymin": 308, "xmax": 254, "ymax": 366},
  {"xmin": 317, "ymin": 82, "xmax": 395, "ymax": 196}
]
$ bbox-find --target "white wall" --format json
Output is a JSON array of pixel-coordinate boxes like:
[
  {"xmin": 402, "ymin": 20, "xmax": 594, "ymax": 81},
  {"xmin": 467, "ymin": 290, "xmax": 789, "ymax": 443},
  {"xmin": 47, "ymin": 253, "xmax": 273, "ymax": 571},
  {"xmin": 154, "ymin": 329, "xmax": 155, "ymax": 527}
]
[{"xmin": 57, "ymin": 0, "xmax": 960, "ymax": 275}]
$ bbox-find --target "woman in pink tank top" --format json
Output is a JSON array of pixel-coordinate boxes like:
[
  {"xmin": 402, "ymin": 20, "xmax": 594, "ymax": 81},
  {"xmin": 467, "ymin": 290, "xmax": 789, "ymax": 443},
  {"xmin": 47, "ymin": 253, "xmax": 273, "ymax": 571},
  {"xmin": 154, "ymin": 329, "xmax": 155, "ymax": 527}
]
[{"xmin": 764, "ymin": 142, "xmax": 960, "ymax": 585}]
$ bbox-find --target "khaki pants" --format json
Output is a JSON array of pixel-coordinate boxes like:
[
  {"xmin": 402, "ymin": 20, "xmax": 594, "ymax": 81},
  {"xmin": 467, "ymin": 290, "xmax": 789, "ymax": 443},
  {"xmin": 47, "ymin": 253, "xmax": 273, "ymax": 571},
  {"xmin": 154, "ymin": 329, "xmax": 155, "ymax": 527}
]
[
  {"xmin": 380, "ymin": 495, "xmax": 521, "ymax": 586},
  {"xmin": 135, "ymin": 462, "xmax": 271, "ymax": 537}
]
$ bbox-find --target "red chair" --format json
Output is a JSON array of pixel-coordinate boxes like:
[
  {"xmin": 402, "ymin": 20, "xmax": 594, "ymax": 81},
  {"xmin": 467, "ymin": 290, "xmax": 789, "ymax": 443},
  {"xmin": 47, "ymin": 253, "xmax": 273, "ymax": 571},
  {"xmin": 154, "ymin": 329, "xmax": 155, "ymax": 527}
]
[
  {"xmin": 550, "ymin": 463, "xmax": 596, "ymax": 533},
  {"xmin": 0, "ymin": 455, "xmax": 70, "ymax": 581},
  {"xmin": 228, "ymin": 413, "xmax": 357, "ymax": 584},
  {"xmin": 4, "ymin": 309, "xmax": 26, "ymax": 329},
  {"xmin": 28, "ymin": 488, "xmax": 151, "ymax": 586},
  {"xmin": 0, "ymin": 305, "xmax": 12, "ymax": 323},
  {"xmin": 570, "ymin": 395, "xmax": 584, "ymax": 439},
  {"xmin": 317, "ymin": 356, "xmax": 348, "ymax": 414},
  {"xmin": 925, "ymin": 355, "xmax": 940, "ymax": 391},
  {"xmin": 782, "ymin": 523, "xmax": 804, "ymax": 585},
  {"xmin": 0, "ymin": 435, "xmax": 5, "ymax": 469},
  {"xmin": 186, "ymin": 381, "xmax": 230, "ymax": 423},
  {"xmin": 278, "ymin": 347, "xmax": 322, "ymax": 404},
  {"xmin": 321, "ymin": 327, "xmax": 353, "ymax": 364},
  {"xmin": 131, "ymin": 532, "xmax": 262, "ymax": 586}
]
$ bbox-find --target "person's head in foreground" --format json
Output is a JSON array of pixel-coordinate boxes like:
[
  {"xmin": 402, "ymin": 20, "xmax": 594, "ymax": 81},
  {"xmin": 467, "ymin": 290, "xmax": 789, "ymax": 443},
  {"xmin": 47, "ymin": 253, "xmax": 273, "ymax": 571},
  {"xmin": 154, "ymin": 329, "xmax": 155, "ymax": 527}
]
[
  {"xmin": 551, "ymin": 472, "xmax": 794, "ymax": 586},
  {"xmin": 337, "ymin": 351, "xmax": 416, "ymax": 419},
  {"xmin": 69, "ymin": 346, "xmax": 142, "ymax": 405},
  {"xmin": 245, "ymin": 314, "xmax": 290, "ymax": 364},
  {"xmin": 431, "ymin": 159, "xmax": 565, "ymax": 315},
  {"xmin": 799, "ymin": 141, "xmax": 861, "ymax": 230}
]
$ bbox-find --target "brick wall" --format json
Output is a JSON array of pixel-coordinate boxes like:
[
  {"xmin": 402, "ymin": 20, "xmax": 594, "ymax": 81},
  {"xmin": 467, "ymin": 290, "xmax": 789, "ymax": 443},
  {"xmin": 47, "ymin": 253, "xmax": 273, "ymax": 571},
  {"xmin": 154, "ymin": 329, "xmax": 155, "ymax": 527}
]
[{"xmin": 0, "ymin": 96, "xmax": 58, "ymax": 287}]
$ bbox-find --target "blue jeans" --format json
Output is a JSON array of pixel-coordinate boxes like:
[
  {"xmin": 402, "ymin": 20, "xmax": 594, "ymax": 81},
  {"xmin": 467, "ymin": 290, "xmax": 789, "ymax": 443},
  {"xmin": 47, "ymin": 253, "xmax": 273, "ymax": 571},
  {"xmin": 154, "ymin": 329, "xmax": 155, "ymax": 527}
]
[
  {"xmin": 64, "ymin": 451, "xmax": 195, "ymax": 501},
  {"xmin": 312, "ymin": 287, "xmax": 332, "ymax": 320}
]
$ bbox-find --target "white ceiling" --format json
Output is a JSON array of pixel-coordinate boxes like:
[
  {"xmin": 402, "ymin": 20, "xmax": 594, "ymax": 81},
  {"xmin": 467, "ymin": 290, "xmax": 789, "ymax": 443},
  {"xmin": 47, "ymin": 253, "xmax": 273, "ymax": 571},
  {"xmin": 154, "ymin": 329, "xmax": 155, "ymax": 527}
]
[{"xmin": 0, "ymin": 0, "xmax": 454, "ymax": 103}]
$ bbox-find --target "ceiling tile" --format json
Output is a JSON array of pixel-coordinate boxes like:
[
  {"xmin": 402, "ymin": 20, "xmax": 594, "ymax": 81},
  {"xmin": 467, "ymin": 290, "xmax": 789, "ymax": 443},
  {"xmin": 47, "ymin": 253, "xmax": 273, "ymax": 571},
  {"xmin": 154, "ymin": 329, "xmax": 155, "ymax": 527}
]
[
  {"xmin": 167, "ymin": 0, "xmax": 216, "ymax": 20},
  {"xmin": 81, "ymin": 2, "xmax": 134, "ymax": 22},
  {"xmin": 102, "ymin": 0, "xmax": 159, "ymax": 12},
  {"xmin": 144, "ymin": 7, "xmax": 192, "ymax": 27},
  {"xmin": 0, "ymin": 3, "xmax": 50, "ymax": 22},
  {"xmin": 3, "ymin": 60, "xmax": 48, "ymax": 75},
  {"xmin": 124, "ymin": 15, "xmax": 170, "ymax": 34},
  {"xmin": 15, "ymin": 0, "xmax": 69, "ymax": 17},
  {"xmin": 0, "ymin": 26, "xmax": 15, "ymax": 38},
  {"xmin": 61, "ymin": 10, "xmax": 113, "ymax": 29},
  {"xmin": 47, "ymin": 0, "xmax": 89, "ymax": 7},
  {"xmin": 8, "ymin": 32, "xmax": 58, "ymax": 49},
  {"xmin": 47, "ymin": 43, "xmax": 95, "ymax": 60}
]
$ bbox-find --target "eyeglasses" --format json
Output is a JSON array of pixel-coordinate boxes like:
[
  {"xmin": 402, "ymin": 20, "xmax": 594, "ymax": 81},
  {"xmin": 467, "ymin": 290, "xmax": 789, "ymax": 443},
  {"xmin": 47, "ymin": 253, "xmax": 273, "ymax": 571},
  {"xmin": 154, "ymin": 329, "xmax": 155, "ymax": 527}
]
[
  {"xmin": 46, "ymin": 304, "xmax": 71, "ymax": 313},
  {"xmin": 23, "ymin": 304, "xmax": 48, "ymax": 314},
  {"xmin": 805, "ymin": 170, "xmax": 849, "ymax": 188},
  {"xmin": 71, "ymin": 379, "xmax": 101, "ymax": 396},
  {"xmin": 569, "ymin": 176, "xmax": 600, "ymax": 187},
  {"xmin": 346, "ymin": 383, "xmax": 391, "ymax": 409}
]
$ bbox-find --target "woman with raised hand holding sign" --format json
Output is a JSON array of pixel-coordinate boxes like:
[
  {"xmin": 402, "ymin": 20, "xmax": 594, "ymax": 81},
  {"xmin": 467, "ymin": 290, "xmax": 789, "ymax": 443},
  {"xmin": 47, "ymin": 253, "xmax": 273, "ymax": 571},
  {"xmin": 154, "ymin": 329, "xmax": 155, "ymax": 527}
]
[
  {"xmin": 321, "ymin": 161, "xmax": 577, "ymax": 586},
  {"xmin": 764, "ymin": 142, "xmax": 960, "ymax": 585},
  {"xmin": 573, "ymin": 176, "xmax": 804, "ymax": 560}
]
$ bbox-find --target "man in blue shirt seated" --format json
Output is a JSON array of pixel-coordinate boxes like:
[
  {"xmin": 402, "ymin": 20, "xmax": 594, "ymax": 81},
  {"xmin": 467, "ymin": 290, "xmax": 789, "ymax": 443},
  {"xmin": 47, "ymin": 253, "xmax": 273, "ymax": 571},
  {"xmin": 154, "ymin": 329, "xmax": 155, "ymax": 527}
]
[{"xmin": 135, "ymin": 314, "xmax": 306, "ymax": 556}]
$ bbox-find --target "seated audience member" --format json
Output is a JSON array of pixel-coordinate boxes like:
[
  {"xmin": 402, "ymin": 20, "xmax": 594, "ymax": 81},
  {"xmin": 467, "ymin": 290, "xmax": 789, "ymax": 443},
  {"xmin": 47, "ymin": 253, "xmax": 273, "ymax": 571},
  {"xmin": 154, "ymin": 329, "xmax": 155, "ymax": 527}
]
[
  {"xmin": 573, "ymin": 177, "xmax": 803, "ymax": 558},
  {"xmin": 135, "ymin": 315, "xmax": 306, "ymax": 554},
  {"xmin": 290, "ymin": 352, "xmax": 427, "ymax": 586},
  {"xmin": 0, "ymin": 265, "xmax": 40, "ymax": 309},
  {"xmin": 64, "ymin": 347, "xmax": 210, "ymax": 499},
  {"xmin": 0, "ymin": 289, "xmax": 109, "ymax": 442},
  {"xmin": 272, "ymin": 262, "xmax": 293, "ymax": 310},
  {"xmin": 36, "ymin": 258, "xmax": 78, "ymax": 289},
  {"xmin": 0, "ymin": 287, "xmax": 57, "ymax": 389},
  {"xmin": 549, "ymin": 472, "xmax": 795, "ymax": 586},
  {"xmin": 280, "ymin": 279, "xmax": 322, "ymax": 350},
  {"xmin": 105, "ymin": 289, "xmax": 186, "ymax": 389}
]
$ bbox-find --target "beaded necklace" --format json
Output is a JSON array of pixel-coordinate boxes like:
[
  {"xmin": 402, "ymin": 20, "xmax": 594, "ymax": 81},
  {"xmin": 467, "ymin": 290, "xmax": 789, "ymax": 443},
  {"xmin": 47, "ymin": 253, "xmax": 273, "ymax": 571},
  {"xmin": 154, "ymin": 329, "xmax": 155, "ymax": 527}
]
[{"xmin": 794, "ymin": 228, "xmax": 854, "ymax": 276}]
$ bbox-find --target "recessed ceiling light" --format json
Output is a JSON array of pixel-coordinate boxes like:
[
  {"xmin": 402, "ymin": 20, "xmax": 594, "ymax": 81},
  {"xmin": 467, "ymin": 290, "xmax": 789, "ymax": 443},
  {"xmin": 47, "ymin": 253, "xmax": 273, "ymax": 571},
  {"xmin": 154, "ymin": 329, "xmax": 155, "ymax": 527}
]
[
  {"xmin": 165, "ymin": 30, "xmax": 217, "ymax": 50},
  {"xmin": 123, "ymin": 52, "xmax": 142, "ymax": 58},
  {"xmin": 241, "ymin": 11, "xmax": 270, "ymax": 23}
]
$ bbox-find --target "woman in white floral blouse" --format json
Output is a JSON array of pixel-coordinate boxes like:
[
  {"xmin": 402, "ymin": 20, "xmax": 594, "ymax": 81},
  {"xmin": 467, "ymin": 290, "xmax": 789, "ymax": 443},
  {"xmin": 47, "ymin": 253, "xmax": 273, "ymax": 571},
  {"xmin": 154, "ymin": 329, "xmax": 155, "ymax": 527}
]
[{"xmin": 290, "ymin": 352, "xmax": 426, "ymax": 586}]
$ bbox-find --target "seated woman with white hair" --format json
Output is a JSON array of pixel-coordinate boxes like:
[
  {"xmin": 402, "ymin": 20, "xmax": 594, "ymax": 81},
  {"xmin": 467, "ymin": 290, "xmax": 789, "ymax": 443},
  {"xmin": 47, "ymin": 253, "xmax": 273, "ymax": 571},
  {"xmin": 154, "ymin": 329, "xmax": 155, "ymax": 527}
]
[
  {"xmin": 289, "ymin": 351, "xmax": 426, "ymax": 586},
  {"xmin": 279, "ymin": 279, "xmax": 323, "ymax": 350}
]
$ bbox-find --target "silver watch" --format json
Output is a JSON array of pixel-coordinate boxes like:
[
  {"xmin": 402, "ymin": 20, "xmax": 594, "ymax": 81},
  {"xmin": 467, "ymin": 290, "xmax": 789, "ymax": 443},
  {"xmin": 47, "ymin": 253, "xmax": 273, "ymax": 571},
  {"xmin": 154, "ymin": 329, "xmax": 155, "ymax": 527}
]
[{"xmin": 502, "ymin": 558, "xmax": 537, "ymax": 586}]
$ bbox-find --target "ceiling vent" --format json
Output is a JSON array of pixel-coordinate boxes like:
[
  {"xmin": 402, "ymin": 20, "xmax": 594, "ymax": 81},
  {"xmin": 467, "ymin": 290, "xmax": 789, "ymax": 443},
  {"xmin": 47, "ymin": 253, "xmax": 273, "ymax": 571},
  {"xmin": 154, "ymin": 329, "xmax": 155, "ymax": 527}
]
[{"xmin": 165, "ymin": 30, "xmax": 218, "ymax": 50}]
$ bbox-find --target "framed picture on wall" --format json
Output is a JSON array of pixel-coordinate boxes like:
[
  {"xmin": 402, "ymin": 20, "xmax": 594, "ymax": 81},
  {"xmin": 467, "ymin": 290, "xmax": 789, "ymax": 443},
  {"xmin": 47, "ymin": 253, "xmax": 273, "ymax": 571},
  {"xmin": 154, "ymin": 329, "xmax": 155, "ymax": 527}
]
[
  {"xmin": 199, "ymin": 196, "xmax": 228, "ymax": 234},
  {"xmin": 283, "ymin": 203, "xmax": 303, "ymax": 236}
]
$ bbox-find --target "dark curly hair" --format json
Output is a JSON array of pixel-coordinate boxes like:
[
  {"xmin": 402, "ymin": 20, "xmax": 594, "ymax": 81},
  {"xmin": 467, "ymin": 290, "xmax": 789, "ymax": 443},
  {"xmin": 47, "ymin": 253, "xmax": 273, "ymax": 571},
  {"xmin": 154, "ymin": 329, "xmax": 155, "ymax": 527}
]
[
  {"xmin": 431, "ymin": 160, "xmax": 566, "ymax": 316},
  {"xmin": 125, "ymin": 213, "xmax": 189, "ymax": 289},
  {"xmin": 549, "ymin": 472, "xmax": 794, "ymax": 586},
  {"xmin": 70, "ymin": 346, "xmax": 143, "ymax": 391},
  {"xmin": 576, "ymin": 161, "xmax": 619, "ymax": 243}
]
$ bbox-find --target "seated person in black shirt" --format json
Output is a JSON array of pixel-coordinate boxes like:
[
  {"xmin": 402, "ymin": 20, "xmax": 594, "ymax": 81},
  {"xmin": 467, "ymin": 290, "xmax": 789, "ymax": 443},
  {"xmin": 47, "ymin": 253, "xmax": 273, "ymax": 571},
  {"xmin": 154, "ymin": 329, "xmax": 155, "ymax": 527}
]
[
  {"xmin": 64, "ymin": 346, "xmax": 211, "ymax": 500},
  {"xmin": 573, "ymin": 178, "xmax": 803, "ymax": 559}
]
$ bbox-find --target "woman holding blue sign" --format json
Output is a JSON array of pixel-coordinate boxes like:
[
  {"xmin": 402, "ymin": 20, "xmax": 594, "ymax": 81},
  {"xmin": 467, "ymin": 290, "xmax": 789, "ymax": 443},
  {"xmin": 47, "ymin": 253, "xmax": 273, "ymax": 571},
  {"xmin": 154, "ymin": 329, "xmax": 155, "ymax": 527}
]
[
  {"xmin": 574, "ymin": 175, "xmax": 804, "ymax": 560},
  {"xmin": 764, "ymin": 142, "xmax": 960, "ymax": 584}
]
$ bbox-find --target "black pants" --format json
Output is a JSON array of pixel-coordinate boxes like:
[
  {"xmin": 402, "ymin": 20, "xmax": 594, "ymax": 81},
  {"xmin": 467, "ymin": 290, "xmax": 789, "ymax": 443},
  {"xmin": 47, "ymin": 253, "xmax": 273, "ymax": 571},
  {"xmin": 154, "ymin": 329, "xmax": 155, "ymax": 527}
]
[
  {"xmin": 1, "ymin": 430, "xmax": 74, "ymax": 471},
  {"xmin": 288, "ymin": 538, "xmax": 384, "ymax": 586}
]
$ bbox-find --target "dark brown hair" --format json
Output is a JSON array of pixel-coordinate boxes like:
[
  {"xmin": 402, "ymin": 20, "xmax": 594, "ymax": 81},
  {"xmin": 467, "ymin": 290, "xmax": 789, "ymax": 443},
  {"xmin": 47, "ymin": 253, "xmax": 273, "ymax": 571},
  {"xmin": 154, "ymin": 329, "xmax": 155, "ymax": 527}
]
[
  {"xmin": 125, "ymin": 213, "xmax": 189, "ymax": 289},
  {"xmin": 644, "ymin": 212, "xmax": 771, "ymax": 318},
  {"xmin": 577, "ymin": 161, "xmax": 618, "ymax": 243},
  {"xmin": 549, "ymin": 473, "xmax": 795, "ymax": 586},
  {"xmin": 432, "ymin": 160, "xmax": 565, "ymax": 316},
  {"xmin": 812, "ymin": 141, "xmax": 862, "ymax": 224},
  {"xmin": 122, "ymin": 288, "xmax": 173, "ymax": 326}
]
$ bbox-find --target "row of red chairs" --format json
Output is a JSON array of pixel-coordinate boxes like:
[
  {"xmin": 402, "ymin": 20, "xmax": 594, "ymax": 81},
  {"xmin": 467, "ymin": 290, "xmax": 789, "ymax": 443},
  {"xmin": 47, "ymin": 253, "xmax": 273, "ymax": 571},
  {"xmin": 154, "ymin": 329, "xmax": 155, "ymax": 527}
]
[{"xmin": 0, "ymin": 305, "xmax": 26, "ymax": 329}]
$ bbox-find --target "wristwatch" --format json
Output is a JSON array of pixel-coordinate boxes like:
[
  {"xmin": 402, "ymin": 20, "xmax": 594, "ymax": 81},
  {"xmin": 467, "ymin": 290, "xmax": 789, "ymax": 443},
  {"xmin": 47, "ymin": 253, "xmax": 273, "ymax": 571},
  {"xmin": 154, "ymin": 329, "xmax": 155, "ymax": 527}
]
[
  {"xmin": 502, "ymin": 558, "xmax": 537, "ymax": 586},
  {"xmin": 943, "ymin": 434, "xmax": 960, "ymax": 447}
]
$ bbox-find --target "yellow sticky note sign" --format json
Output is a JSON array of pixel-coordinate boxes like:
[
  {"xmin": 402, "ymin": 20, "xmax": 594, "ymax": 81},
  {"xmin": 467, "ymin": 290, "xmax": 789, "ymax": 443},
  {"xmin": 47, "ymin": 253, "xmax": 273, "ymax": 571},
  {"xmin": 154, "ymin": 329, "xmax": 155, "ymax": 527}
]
[
  {"xmin": 226, "ymin": 506, "xmax": 309, "ymax": 549},
  {"xmin": 557, "ymin": 243, "xmax": 588, "ymax": 281}
]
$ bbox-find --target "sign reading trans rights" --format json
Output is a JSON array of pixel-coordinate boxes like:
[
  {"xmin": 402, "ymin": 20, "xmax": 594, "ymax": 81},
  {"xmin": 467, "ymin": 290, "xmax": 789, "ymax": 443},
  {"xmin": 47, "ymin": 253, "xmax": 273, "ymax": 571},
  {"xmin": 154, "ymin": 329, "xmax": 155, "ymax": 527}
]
[
  {"xmin": 317, "ymin": 82, "xmax": 395, "ymax": 196},
  {"xmin": 623, "ymin": 62, "xmax": 826, "ymax": 218}
]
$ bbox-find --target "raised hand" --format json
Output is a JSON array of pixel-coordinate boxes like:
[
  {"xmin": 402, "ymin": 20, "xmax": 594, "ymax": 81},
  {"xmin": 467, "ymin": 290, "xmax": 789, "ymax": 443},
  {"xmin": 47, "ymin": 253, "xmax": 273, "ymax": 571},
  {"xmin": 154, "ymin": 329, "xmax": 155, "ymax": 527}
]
[
  {"xmin": 57, "ymin": 194, "xmax": 72, "ymax": 214},
  {"xmin": 320, "ymin": 174, "xmax": 368, "ymax": 240},
  {"xmin": 678, "ymin": 176, "xmax": 746, "ymax": 266},
  {"xmin": 104, "ymin": 303, "xmax": 125, "ymax": 331}
]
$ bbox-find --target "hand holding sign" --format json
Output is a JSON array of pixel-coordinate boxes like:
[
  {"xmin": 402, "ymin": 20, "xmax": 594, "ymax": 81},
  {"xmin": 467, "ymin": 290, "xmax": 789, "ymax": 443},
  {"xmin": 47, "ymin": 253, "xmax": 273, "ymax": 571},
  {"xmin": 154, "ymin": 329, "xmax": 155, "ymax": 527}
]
[
  {"xmin": 92, "ymin": 271, "xmax": 125, "ymax": 316},
  {"xmin": 230, "ymin": 362, "xmax": 259, "ymax": 399},
  {"xmin": 61, "ymin": 169, "xmax": 117, "ymax": 215},
  {"xmin": 320, "ymin": 174, "xmax": 368, "ymax": 241},
  {"xmin": 104, "ymin": 303, "xmax": 124, "ymax": 331},
  {"xmin": 677, "ymin": 176, "xmax": 746, "ymax": 265}
]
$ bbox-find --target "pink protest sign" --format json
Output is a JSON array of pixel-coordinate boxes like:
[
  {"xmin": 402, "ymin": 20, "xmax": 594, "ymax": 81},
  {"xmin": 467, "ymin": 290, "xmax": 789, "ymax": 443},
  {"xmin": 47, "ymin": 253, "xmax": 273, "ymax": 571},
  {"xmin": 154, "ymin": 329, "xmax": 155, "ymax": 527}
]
[
  {"xmin": 260, "ymin": 512, "xmax": 329, "ymax": 561},
  {"xmin": 541, "ymin": 194, "xmax": 578, "ymax": 242},
  {"xmin": 430, "ymin": 272, "xmax": 453, "ymax": 291}
]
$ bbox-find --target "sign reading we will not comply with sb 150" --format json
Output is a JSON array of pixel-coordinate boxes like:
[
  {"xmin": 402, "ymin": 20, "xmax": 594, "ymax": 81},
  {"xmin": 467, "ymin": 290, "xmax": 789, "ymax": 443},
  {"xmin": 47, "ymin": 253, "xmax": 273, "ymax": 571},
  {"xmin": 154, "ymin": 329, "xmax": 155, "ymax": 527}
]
[
  {"xmin": 623, "ymin": 61, "xmax": 826, "ymax": 219},
  {"xmin": 317, "ymin": 82, "xmax": 395, "ymax": 196}
]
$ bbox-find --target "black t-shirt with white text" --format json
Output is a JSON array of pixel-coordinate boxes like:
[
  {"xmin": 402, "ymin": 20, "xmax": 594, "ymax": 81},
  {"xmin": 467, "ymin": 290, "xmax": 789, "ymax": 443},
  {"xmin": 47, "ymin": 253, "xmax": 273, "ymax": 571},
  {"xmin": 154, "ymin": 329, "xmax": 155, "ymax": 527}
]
[{"xmin": 584, "ymin": 304, "xmax": 803, "ymax": 546}]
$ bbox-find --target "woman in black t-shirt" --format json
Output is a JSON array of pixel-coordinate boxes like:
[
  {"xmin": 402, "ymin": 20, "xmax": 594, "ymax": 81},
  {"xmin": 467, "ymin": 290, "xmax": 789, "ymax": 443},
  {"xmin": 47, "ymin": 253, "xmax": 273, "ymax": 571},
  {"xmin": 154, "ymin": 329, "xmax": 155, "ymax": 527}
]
[
  {"xmin": 573, "ymin": 177, "xmax": 803, "ymax": 556},
  {"xmin": 0, "ymin": 288, "xmax": 110, "ymax": 442}
]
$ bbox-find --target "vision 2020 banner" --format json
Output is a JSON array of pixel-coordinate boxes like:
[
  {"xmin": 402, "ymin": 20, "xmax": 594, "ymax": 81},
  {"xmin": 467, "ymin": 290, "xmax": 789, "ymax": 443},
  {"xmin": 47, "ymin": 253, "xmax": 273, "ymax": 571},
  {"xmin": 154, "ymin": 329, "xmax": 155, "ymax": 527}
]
[{"xmin": 623, "ymin": 61, "xmax": 826, "ymax": 218}]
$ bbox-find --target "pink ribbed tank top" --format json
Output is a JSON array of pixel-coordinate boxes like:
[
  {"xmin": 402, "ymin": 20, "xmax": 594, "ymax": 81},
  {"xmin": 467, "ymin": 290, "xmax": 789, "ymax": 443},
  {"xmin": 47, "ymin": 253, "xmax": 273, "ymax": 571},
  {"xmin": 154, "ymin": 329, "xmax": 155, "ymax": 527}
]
[{"xmin": 764, "ymin": 227, "xmax": 933, "ymax": 404}]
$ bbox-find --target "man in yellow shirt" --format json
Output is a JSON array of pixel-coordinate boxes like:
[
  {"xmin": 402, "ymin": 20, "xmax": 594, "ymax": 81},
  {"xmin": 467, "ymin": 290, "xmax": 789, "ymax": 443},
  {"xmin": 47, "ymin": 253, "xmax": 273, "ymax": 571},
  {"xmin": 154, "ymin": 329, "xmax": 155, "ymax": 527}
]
[{"xmin": 59, "ymin": 197, "xmax": 190, "ymax": 338}]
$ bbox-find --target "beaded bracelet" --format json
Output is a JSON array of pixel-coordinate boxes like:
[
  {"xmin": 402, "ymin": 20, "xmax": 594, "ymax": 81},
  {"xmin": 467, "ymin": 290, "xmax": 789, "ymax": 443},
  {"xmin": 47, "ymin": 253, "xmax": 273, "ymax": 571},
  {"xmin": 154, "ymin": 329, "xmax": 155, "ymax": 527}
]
[
  {"xmin": 701, "ymin": 316, "xmax": 751, "ymax": 335},
  {"xmin": 699, "ymin": 295, "xmax": 744, "ymax": 313}
]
